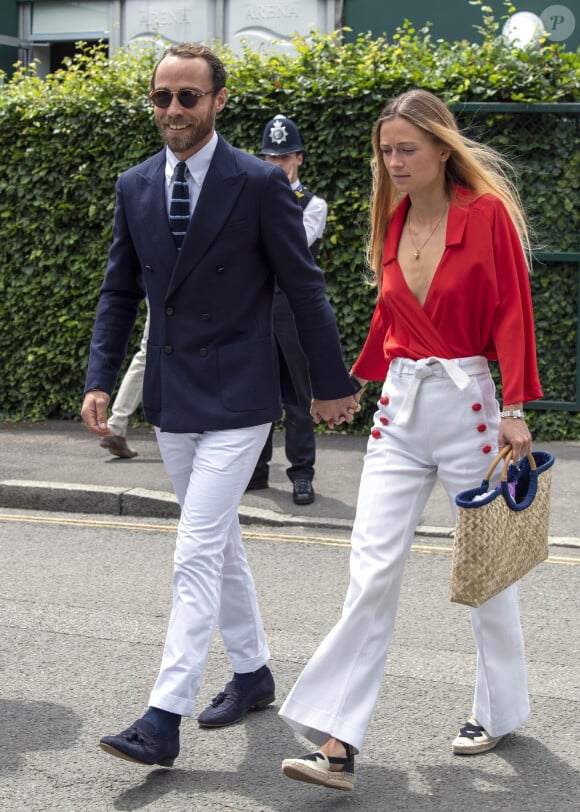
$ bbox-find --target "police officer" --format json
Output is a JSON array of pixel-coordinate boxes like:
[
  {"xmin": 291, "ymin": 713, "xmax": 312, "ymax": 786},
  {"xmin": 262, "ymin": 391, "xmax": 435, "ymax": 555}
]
[{"xmin": 247, "ymin": 115, "xmax": 328, "ymax": 505}]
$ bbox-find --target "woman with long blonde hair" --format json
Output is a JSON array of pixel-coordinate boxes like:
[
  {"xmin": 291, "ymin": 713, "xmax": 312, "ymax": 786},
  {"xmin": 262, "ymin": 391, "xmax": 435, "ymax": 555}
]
[
  {"xmin": 367, "ymin": 88, "xmax": 532, "ymax": 284},
  {"xmin": 280, "ymin": 89, "xmax": 542, "ymax": 792}
]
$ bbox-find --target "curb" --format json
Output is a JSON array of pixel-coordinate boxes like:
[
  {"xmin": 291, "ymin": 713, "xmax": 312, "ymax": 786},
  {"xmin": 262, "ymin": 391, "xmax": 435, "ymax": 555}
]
[
  {"xmin": 0, "ymin": 479, "xmax": 451, "ymax": 535},
  {"xmin": 1, "ymin": 480, "xmax": 578, "ymax": 548},
  {"xmin": 0, "ymin": 480, "xmax": 181, "ymax": 519}
]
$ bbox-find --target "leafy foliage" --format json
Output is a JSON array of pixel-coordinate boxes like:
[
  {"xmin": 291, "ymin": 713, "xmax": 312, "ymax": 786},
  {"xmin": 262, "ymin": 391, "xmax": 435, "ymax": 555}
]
[{"xmin": 0, "ymin": 1, "xmax": 578, "ymax": 437}]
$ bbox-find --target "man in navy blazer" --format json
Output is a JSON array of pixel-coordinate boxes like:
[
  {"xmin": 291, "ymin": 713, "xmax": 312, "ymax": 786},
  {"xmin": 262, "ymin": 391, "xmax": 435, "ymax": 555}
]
[{"xmin": 81, "ymin": 42, "xmax": 361, "ymax": 768}]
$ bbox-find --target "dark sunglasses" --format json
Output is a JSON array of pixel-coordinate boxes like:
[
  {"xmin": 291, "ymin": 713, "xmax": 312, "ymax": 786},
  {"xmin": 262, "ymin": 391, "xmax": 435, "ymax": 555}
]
[{"xmin": 149, "ymin": 88, "xmax": 217, "ymax": 109}]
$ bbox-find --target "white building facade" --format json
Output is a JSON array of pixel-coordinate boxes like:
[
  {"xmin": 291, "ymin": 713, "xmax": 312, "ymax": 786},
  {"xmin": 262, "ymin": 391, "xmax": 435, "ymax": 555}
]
[{"xmin": 15, "ymin": 0, "xmax": 344, "ymax": 76}]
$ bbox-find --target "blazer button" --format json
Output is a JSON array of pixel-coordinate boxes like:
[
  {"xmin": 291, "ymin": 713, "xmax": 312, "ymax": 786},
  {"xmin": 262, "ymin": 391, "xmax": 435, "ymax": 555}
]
[
  {"xmin": 201, "ymin": 313, "xmax": 211, "ymax": 321},
  {"xmin": 163, "ymin": 345, "xmax": 173, "ymax": 355},
  {"xmin": 166, "ymin": 306, "xmax": 175, "ymax": 316},
  {"xmin": 144, "ymin": 264, "xmax": 153, "ymax": 273},
  {"xmin": 199, "ymin": 347, "xmax": 208, "ymax": 357},
  {"xmin": 216, "ymin": 265, "xmax": 225, "ymax": 273}
]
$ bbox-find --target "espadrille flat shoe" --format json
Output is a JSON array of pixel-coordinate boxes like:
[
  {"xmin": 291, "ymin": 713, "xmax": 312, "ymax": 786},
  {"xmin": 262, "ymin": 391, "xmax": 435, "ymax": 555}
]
[
  {"xmin": 282, "ymin": 742, "xmax": 355, "ymax": 791},
  {"xmin": 452, "ymin": 720, "xmax": 504, "ymax": 754}
]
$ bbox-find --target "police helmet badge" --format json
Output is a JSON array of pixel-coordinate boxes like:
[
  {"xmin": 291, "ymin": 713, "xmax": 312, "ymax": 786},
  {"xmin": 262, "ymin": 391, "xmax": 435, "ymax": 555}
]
[
  {"xmin": 261, "ymin": 115, "xmax": 304, "ymax": 155},
  {"xmin": 269, "ymin": 118, "xmax": 288, "ymax": 146}
]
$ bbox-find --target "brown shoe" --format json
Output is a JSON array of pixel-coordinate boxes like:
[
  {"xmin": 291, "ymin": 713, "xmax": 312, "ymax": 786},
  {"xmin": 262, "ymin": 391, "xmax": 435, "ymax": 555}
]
[{"xmin": 100, "ymin": 435, "xmax": 138, "ymax": 459}]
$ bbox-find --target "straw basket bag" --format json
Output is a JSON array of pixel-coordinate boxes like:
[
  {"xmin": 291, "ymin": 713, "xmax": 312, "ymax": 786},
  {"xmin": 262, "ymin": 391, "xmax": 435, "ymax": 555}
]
[{"xmin": 450, "ymin": 444, "xmax": 555, "ymax": 607}]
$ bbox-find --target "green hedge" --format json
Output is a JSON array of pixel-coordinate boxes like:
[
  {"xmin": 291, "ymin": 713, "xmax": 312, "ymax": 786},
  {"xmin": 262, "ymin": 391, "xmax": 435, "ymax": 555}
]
[{"xmin": 0, "ymin": 1, "xmax": 579, "ymax": 437}]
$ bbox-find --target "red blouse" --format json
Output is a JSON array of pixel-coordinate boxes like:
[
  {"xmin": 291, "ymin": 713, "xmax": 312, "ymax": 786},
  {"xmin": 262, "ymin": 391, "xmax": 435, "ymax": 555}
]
[{"xmin": 352, "ymin": 187, "xmax": 542, "ymax": 405}]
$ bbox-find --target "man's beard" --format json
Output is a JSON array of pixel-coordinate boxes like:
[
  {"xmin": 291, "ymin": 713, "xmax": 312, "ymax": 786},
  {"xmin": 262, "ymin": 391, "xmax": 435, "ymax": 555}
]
[{"xmin": 157, "ymin": 115, "xmax": 213, "ymax": 154}]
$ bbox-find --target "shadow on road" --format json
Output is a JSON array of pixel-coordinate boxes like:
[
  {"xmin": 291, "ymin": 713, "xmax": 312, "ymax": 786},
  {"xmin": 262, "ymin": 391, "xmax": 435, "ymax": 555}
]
[{"xmin": 0, "ymin": 699, "xmax": 81, "ymax": 774}]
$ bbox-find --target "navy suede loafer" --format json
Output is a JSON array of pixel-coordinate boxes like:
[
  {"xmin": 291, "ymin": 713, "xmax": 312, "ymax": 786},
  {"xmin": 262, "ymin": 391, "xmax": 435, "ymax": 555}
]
[
  {"xmin": 99, "ymin": 718, "xmax": 180, "ymax": 766},
  {"xmin": 197, "ymin": 666, "xmax": 275, "ymax": 728}
]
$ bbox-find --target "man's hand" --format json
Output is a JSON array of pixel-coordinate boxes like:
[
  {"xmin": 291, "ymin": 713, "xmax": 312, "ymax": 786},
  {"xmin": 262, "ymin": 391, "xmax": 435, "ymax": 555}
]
[
  {"xmin": 311, "ymin": 394, "xmax": 360, "ymax": 430},
  {"xmin": 81, "ymin": 390, "xmax": 112, "ymax": 436}
]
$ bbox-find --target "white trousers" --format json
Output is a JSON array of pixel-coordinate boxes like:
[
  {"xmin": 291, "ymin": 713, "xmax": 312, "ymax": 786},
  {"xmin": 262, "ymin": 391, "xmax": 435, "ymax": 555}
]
[
  {"xmin": 107, "ymin": 306, "xmax": 150, "ymax": 437},
  {"xmin": 149, "ymin": 422, "xmax": 272, "ymax": 716},
  {"xmin": 279, "ymin": 357, "xmax": 530, "ymax": 753}
]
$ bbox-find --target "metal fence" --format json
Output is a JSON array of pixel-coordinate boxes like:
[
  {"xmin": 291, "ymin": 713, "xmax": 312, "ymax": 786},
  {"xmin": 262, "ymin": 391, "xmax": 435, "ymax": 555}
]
[{"xmin": 452, "ymin": 103, "xmax": 580, "ymax": 412}]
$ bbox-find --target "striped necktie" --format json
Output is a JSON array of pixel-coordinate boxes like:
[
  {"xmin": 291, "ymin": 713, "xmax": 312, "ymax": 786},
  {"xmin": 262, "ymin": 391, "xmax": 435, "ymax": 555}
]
[{"xmin": 169, "ymin": 161, "xmax": 190, "ymax": 250}]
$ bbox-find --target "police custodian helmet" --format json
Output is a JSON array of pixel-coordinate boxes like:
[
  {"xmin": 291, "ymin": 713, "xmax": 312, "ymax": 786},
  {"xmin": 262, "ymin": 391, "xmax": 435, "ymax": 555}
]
[{"xmin": 260, "ymin": 114, "xmax": 304, "ymax": 155}]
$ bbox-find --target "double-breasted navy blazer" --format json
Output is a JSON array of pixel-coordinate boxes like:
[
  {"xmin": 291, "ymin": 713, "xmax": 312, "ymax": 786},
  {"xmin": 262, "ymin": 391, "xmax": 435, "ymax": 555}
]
[{"xmin": 84, "ymin": 135, "xmax": 354, "ymax": 433}]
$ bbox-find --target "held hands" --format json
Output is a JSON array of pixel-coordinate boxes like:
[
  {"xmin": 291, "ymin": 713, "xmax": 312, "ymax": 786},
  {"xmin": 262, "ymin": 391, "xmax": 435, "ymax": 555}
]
[
  {"xmin": 311, "ymin": 373, "xmax": 368, "ymax": 429},
  {"xmin": 311, "ymin": 392, "xmax": 364, "ymax": 430},
  {"xmin": 80, "ymin": 390, "xmax": 113, "ymax": 436}
]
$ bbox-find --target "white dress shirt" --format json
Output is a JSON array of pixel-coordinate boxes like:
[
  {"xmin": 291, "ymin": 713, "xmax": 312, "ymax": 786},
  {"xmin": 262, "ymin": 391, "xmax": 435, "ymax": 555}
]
[
  {"xmin": 291, "ymin": 179, "xmax": 328, "ymax": 248},
  {"xmin": 164, "ymin": 131, "xmax": 219, "ymax": 216}
]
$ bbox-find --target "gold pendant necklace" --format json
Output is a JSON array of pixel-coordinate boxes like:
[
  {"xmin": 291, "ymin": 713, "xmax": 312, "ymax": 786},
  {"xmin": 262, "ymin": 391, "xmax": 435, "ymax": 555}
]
[{"xmin": 408, "ymin": 205, "xmax": 447, "ymax": 260}]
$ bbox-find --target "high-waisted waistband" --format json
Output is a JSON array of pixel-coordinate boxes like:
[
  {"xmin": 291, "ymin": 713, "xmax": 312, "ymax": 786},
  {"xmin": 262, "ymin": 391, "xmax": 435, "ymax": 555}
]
[{"xmin": 389, "ymin": 356, "xmax": 490, "ymax": 426}]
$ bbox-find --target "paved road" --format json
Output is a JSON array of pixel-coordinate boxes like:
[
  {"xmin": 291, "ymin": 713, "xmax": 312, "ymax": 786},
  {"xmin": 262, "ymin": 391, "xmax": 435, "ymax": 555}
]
[{"xmin": 0, "ymin": 509, "xmax": 578, "ymax": 811}]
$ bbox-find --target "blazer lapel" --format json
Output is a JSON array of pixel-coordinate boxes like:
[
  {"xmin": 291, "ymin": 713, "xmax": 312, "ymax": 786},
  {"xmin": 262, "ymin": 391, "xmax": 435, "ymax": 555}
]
[
  {"xmin": 166, "ymin": 136, "xmax": 247, "ymax": 298},
  {"xmin": 135, "ymin": 150, "xmax": 179, "ymax": 266}
]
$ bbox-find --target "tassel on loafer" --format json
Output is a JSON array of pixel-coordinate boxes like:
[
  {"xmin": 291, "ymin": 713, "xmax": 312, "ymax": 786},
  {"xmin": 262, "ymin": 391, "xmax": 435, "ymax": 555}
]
[
  {"xmin": 282, "ymin": 741, "xmax": 355, "ymax": 791},
  {"xmin": 197, "ymin": 666, "xmax": 275, "ymax": 728},
  {"xmin": 99, "ymin": 718, "xmax": 180, "ymax": 766}
]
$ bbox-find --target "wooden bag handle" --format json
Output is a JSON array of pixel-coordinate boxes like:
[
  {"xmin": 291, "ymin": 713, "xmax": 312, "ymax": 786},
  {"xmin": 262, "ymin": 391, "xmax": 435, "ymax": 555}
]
[{"xmin": 483, "ymin": 444, "xmax": 536, "ymax": 483}]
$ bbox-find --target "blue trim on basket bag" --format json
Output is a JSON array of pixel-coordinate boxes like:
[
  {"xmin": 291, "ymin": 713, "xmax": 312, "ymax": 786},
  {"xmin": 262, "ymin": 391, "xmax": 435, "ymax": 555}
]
[{"xmin": 455, "ymin": 449, "xmax": 555, "ymax": 511}]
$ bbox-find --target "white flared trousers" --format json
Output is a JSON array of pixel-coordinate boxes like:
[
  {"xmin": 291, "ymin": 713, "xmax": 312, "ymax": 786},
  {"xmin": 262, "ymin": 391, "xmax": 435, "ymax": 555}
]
[
  {"xmin": 149, "ymin": 423, "xmax": 272, "ymax": 717},
  {"xmin": 279, "ymin": 357, "xmax": 530, "ymax": 753}
]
